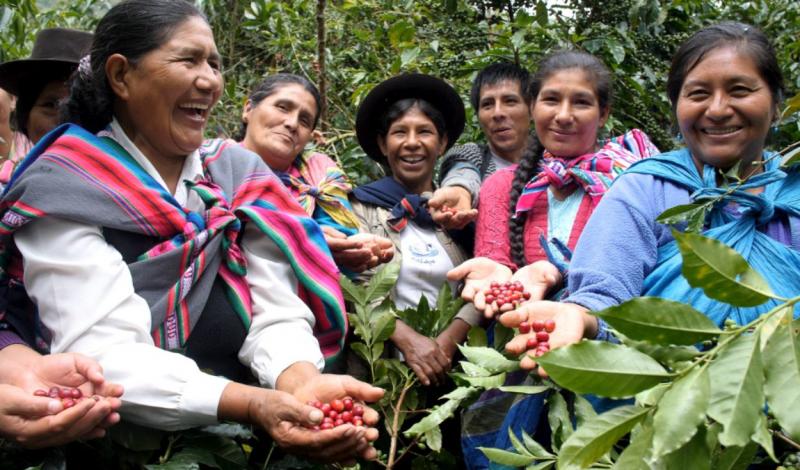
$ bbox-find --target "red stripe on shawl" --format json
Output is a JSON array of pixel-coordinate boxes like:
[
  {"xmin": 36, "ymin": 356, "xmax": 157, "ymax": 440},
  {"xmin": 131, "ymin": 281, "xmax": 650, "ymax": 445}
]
[{"xmin": 48, "ymin": 136, "xmax": 187, "ymax": 235}]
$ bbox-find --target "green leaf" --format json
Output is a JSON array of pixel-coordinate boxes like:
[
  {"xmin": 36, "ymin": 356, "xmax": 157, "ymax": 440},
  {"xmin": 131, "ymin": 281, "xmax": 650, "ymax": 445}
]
[
  {"xmin": 674, "ymin": 230, "xmax": 774, "ymax": 307},
  {"xmin": 451, "ymin": 372, "xmax": 507, "ymax": 388},
  {"xmin": 763, "ymin": 309, "xmax": 800, "ymax": 441},
  {"xmin": 547, "ymin": 391, "xmax": 572, "ymax": 450},
  {"xmin": 498, "ymin": 385, "xmax": 550, "ymax": 395},
  {"xmin": 613, "ymin": 420, "xmax": 653, "ymax": 469},
  {"xmin": 656, "ymin": 203, "xmax": 708, "ymax": 227},
  {"xmin": 781, "ymin": 144, "xmax": 800, "ymax": 167},
  {"xmin": 606, "ymin": 37, "xmax": 626, "ymax": 64},
  {"xmin": 371, "ymin": 310, "xmax": 396, "ymax": 343},
  {"xmin": 339, "ymin": 274, "xmax": 365, "ymax": 305},
  {"xmin": 558, "ymin": 405, "xmax": 650, "ymax": 469},
  {"xmin": 467, "ymin": 325, "xmax": 488, "ymax": 347},
  {"xmin": 440, "ymin": 386, "xmax": 479, "ymax": 401},
  {"xmin": 350, "ymin": 342, "xmax": 372, "ymax": 363},
  {"xmin": 459, "ymin": 360, "xmax": 493, "ymax": 377},
  {"xmin": 526, "ymin": 462, "xmax": 555, "ymax": 470},
  {"xmin": 508, "ymin": 427, "xmax": 533, "ymax": 457},
  {"xmin": 712, "ymin": 442, "xmax": 758, "ymax": 470},
  {"xmin": 707, "ymin": 332, "xmax": 764, "ymax": 447},
  {"xmin": 595, "ymin": 297, "xmax": 722, "ymax": 345},
  {"xmin": 535, "ymin": 340, "xmax": 671, "ymax": 397},
  {"xmin": 492, "ymin": 322, "xmax": 514, "ymax": 351},
  {"xmin": 651, "ymin": 366, "xmax": 710, "ymax": 458},
  {"xmin": 659, "ymin": 426, "xmax": 711, "ymax": 470},
  {"xmin": 457, "ymin": 345, "xmax": 519, "ymax": 373},
  {"xmin": 751, "ymin": 412, "xmax": 776, "ymax": 462},
  {"xmin": 365, "ymin": 262, "xmax": 400, "ymax": 301},
  {"xmin": 479, "ymin": 447, "xmax": 536, "ymax": 467},
  {"xmin": 424, "ymin": 426, "xmax": 443, "ymax": 453},
  {"xmin": 405, "ymin": 397, "xmax": 461, "ymax": 437},
  {"xmin": 520, "ymin": 429, "xmax": 555, "ymax": 459},
  {"xmin": 635, "ymin": 382, "xmax": 669, "ymax": 407},
  {"xmin": 573, "ymin": 394, "xmax": 597, "ymax": 427},
  {"xmin": 199, "ymin": 423, "xmax": 254, "ymax": 440},
  {"xmin": 399, "ymin": 46, "xmax": 420, "ymax": 67}
]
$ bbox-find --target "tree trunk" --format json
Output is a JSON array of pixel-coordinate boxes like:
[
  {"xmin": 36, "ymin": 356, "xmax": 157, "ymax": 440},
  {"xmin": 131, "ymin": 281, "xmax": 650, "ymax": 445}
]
[{"xmin": 316, "ymin": 0, "xmax": 327, "ymax": 130}]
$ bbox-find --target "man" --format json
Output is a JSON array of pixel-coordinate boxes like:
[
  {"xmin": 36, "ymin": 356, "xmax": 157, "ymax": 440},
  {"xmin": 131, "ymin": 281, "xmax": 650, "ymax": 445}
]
[{"xmin": 428, "ymin": 62, "xmax": 532, "ymax": 227}]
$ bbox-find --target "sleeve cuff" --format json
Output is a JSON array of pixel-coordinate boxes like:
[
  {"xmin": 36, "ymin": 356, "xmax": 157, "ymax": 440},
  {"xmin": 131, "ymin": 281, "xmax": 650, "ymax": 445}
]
[
  {"xmin": 178, "ymin": 373, "xmax": 231, "ymax": 427},
  {"xmin": 253, "ymin": 323, "xmax": 325, "ymax": 388}
]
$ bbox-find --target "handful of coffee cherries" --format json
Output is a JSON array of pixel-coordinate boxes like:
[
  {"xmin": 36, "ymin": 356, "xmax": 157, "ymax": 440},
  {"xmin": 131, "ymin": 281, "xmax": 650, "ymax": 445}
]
[{"xmin": 307, "ymin": 396, "xmax": 365, "ymax": 431}]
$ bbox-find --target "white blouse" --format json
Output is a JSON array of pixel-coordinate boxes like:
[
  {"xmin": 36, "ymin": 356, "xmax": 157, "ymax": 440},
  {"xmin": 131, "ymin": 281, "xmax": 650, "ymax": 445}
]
[{"xmin": 14, "ymin": 119, "xmax": 324, "ymax": 430}]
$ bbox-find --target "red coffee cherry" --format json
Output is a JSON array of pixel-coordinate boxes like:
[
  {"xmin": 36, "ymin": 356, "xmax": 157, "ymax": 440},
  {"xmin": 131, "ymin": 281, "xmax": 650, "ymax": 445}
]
[
  {"xmin": 482, "ymin": 281, "xmax": 531, "ymax": 310},
  {"xmin": 331, "ymin": 399, "xmax": 345, "ymax": 412},
  {"xmin": 518, "ymin": 321, "xmax": 531, "ymax": 334},
  {"xmin": 33, "ymin": 389, "xmax": 49, "ymax": 397},
  {"xmin": 544, "ymin": 319, "xmax": 556, "ymax": 333},
  {"xmin": 311, "ymin": 398, "xmax": 369, "ymax": 431}
]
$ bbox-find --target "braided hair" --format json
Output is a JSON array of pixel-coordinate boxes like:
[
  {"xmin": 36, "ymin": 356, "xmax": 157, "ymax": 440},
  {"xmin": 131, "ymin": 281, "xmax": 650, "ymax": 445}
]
[{"xmin": 507, "ymin": 50, "xmax": 612, "ymax": 268}]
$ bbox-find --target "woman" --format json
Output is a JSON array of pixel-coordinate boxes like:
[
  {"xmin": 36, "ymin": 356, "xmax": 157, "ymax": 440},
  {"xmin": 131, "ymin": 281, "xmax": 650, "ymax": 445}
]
[
  {"xmin": 451, "ymin": 51, "xmax": 658, "ymax": 318},
  {"xmin": 502, "ymin": 23, "xmax": 800, "ymax": 369},
  {"xmin": 0, "ymin": 0, "xmax": 381, "ymax": 462},
  {"xmin": 350, "ymin": 73, "xmax": 480, "ymax": 387},
  {"xmin": 451, "ymin": 51, "xmax": 658, "ymax": 469},
  {"xmin": 239, "ymin": 73, "xmax": 393, "ymax": 274},
  {"xmin": 0, "ymin": 28, "xmax": 92, "ymax": 187}
]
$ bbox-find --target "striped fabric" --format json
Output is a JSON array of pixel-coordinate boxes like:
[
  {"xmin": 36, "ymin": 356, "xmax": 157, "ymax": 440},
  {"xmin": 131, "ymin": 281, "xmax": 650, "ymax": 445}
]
[
  {"xmin": 0, "ymin": 124, "xmax": 347, "ymax": 360},
  {"xmin": 515, "ymin": 128, "xmax": 657, "ymax": 216}
]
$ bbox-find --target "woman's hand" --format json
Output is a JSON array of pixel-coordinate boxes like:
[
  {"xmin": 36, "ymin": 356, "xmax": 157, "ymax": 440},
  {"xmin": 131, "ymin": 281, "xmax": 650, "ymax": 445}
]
[
  {"xmin": 447, "ymin": 257, "xmax": 512, "ymax": 317},
  {"xmin": 350, "ymin": 233, "xmax": 394, "ymax": 267},
  {"xmin": 510, "ymin": 261, "xmax": 563, "ymax": 302},
  {"xmin": 392, "ymin": 322, "xmax": 450, "ymax": 387},
  {"xmin": 428, "ymin": 186, "xmax": 478, "ymax": 229},
  {"xmin": 499, "ymin": 301, "xmax": 596, "ymax": 376},
  {"xmin": 0, "ymin": 346, "xmax": 123, "ymax": 448},
  {"xmin": 321, "ymin": 226, "xmax": 375, "ymax": 272}
]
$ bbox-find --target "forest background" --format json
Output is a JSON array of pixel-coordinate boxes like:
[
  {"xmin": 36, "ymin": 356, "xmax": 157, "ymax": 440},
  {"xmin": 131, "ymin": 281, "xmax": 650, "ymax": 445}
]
[{"xmin": 1, "ymin": 0, "xmax": 799, "ymax": 184}]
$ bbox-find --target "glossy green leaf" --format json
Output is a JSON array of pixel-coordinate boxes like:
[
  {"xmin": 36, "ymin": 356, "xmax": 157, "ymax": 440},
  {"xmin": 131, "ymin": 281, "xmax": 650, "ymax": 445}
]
[
  {"xmin": 457, "ymin": 345, "xmax": 519, "ymax": 373},
  {"xmin": 509, "ymin": 427, "xmax": 533, "ymax": 457},
  {"xmin": 338, "ymin": 274, "xmax": 365, "ymax": 305},
  {"xmin": 547, "ymin": 391, "xmax": 572, "ymax": 450},
  {"xmin": 751, "ymin": 412, "xmax": 776, "ymax": 462},
  {"xmin": 613, "ymin": 420, "xmax": 653, "ymax": 469},
  {"xmin": 404, "ymin": 396, "xmax": 461, "ymax": 437},
  {"xmin": 440, "ymin": 386, "xmax": 479, "ymax": 401},
  {"xmin": 467, "ymin": 325, "xmax": 488, "ymax": 347},
  {"xmin": 371, "ymin": 310, "xmax": 396, "ymax": 343},
  {"xmin": 498, "ymin": 385, "xmax": 550, "ymax": 395},
  {"xmin": 782, "ymin": 144, "xmax": 800, "ymax": 167},
  {"xmin": 365, "ymin": 261, "xmax": 400, "ymax": 301},
  {"xmin": 573, "ymin": 394, "xmax": 597, "ymax": 427},
  {"xmin": 558, "ymin": 405, "xmax": 650, "ymax": 469},
  {"xmin": 492, "ymin": 322, "xmax": 514, "ymax": 351},
  {"xmin": 763, "ymin": 310, "xmax": 800, "ymax": 441},
  {"xmin": 652, "ymin": 366, "xmax": 709, "ymax": 458},
  {"xmin": 674, "ymin": 230, "xmax": 774, "ymax": 307},
  {"xmin": 520, "ymin": 429, "xmax": 555, "ymax": 459},
  {"xmin": 479, "ymin": 447, "xmax": 536, "ymax": 467},
  {"xmin": 536, "ymin": 341, "xmax": 671, "ymax": 397},
  {"xmin": 451, "ymin": 372, "xmax": 507, "ymax": 388},
  {"xmin": 424, "ymin": 426, "xmax": 442, "ymax": 453},
  {"xmin": 713, "ymin": 442, "xmax": 758, "ymax": 470},
  {"xmin": 459, "ymin": 361, "xmax": 492, "ymax": 377},
  {"xmin": 526, "ymin": 462, "xmax": 555, "ymax": 470},
  {"xmin": 659, "ymin": 426, "xmax": 711, "ymax": 470},
  {"xmin": 596, "ymin": 297, "xmax": 721, "ymax": 345},
  {"xmin": 656, "ymin": 203, "xmax": 707, "ymax": 227},
  {"xmin": 707, "ymin": 333, "xmax": 764, "ymax": 447}
]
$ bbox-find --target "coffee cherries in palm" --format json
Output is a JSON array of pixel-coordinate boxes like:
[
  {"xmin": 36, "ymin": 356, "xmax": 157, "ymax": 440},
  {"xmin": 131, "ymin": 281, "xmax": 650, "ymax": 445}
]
[
  {"xmin": 307, "ymin": 396, "xmax": 365, "ymax": 430},
  {"xmin": 483, "ymin": 281, "xmax": 531, "ymax": 309}
]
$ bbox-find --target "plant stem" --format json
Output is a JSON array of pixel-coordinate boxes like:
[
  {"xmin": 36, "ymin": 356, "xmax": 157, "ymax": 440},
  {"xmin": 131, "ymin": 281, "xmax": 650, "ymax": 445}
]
[
  {"xmin": 386, "ymin": 379, "xmax": 415, "ymax": 469},
  {"xmin": 261, "ymin": 442, "xmax": 276, "ymax": 470},
  {"xmin": 772, "ymin": 429, "xmax": 800, "ymax": 450},
  {"xmin": 160, "ymin": 434, "xmax": 178, "ymax": 464}
]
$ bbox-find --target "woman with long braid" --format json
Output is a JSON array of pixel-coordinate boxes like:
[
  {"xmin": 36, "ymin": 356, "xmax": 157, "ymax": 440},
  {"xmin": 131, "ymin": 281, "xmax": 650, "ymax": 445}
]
[{"xmin": 452, "ymin": 50, "xmax": 657, "ymax": 469}]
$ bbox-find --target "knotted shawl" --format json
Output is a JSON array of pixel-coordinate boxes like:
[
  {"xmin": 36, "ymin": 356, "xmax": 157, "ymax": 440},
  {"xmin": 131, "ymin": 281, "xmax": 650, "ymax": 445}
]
[
  {"xmin": 628, "ymin": 148, "xmax": 800, "ymax": 325},
  {"xmin": 515, "ymin": 129, "xmax": 657, "ymax": 216},
  {"xmin": 0, "ymin": 124, "xmax": 347, "ymax": 360},
  {"xmin": 352, "ymin": 176, "xmax": 435, "ymax": 232},
  {"xmin": 277, "ymin": 151, "xmax": 360, "ymax": 230}
]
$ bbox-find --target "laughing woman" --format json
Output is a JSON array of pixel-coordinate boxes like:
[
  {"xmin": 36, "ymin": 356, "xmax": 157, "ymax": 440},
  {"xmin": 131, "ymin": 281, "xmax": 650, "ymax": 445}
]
[
  {"xmin": 350, "ymin": 74, "xmax": 480, "ymax": 387},
  {"xmin": 0, "ymin": 0, "xmax": 382, "ymax": 462},
  {"xmin": 502, "ymin": 22, "xmax": 800, "ymax": 369}
]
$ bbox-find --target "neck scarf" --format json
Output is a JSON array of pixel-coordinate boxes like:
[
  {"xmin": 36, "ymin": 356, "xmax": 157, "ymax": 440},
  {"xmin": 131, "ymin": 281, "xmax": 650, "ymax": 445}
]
[
  {"xmin": 352, "ymin": 176, "xmax": 434, "ymax": 232},
  {"xmin": 276, "ymin": 152, "xmax": 361, "ymax": 230},
  {"xmin": 628, "ymin": 148, "xmax": 800, "ymax": 326},
  {"xmin": 0, "ymin": 124, "xmax": 347, "ymax": 360},
  {"xmin": 515, "ymin": 129, "xmax": 656, "ymax": 216}
]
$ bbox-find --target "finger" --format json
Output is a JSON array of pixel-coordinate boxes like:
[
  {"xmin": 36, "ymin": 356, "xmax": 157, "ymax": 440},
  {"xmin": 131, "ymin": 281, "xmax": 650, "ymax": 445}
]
[
  {"xmin": 336, "ymin": 376, "xmax": 384, "ymax": 403},
  {"xmin": 321, "ymin": 226, "xmax": 346, "ymax": 239},
  {"xmin": 328, "ymin": 238, "xmax": 364, "ymax": 251},
  {"xmin": 408, "ymin": 362, "xmax": 430, "ymax": 387},
  {"xmin": 520, "ymin": 354, "xmax": 538, "ymax": 371},
  {"xmin": 72, "ymin": 354, "xmax": 106, "ymax": 385},
  {"xmin": 446, "ymin": 262, "xmax": 471, "ymax": 282},
  {"xmin": 17, "ymin": 398, "xmax": 100, "ymax": 448},
  {"xmin": 4, "ymin": 388, "xmax": 63, "ymax": 417},
  {"xmin": 498, "ymin": 308, "xmax": 528, "ymax": 328},
  {"xmin": 505, "ymin": 333, "xmax": 532, "ymax": 355},
  {"xmin": 275, "ymin": 395, "xmax": 325, "ymax": 427}
]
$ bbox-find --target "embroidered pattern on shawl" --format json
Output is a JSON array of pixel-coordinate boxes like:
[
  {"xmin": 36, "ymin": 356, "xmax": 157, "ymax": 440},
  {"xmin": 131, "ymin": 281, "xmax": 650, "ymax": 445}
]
[
  {"xmin": 280, "ymin": 152, "xmax": 360, "ymax": 230},
  {"xmin": 514, "ymin": 128, "xmax": 657, "ymax": 216},
  {"xmin": 627, "ymin": 148, "xmax": 800, "ymax": 325},
  {"xmin": 0, "ymin": 124, "xmax": 347, "ymax": 360}
]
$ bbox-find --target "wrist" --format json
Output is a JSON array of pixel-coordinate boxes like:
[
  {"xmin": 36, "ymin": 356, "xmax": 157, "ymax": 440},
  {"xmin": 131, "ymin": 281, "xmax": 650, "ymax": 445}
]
[
  {"xmin": 580, "ymin": 309, "xmax": 598, "ymax": 339},
  {"xmin": 0, "ymin": 344, "xmax": 39, "ymax": 385},
  {"xmin": 274, "ymin": 362, "xmax": 320, "ymax": 395}
]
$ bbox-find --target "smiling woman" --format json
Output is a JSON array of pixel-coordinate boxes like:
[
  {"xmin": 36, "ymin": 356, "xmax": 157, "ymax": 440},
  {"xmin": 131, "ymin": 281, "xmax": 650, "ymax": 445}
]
[{"xmin": 0, "ymin": 0, "xmax": 385, "ymax": 463}]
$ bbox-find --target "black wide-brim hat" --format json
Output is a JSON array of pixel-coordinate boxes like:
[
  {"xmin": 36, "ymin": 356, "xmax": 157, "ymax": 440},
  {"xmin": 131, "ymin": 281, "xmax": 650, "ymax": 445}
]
[
  {"xmin": 0, "ymin": 28, "xmax": 93, "ymax": 96},
  {"xmin": 356, "ymin": 73, "xmax": 465, "ymax": 165}
]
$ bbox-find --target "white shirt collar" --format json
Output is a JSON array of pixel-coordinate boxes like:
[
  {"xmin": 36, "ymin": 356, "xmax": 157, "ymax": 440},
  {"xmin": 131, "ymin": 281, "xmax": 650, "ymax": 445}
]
[{"xmin": 109, "ymin": 118, "xmax": 204, "ymax": 204}]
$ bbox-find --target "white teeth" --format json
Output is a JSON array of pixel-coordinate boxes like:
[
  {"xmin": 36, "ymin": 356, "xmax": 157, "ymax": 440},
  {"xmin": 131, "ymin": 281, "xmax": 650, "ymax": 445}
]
[
  {"xmin": 180, "ymin": 103, "xmax": 209, "ymax": 111},
  {"xmin": 703, "ymin": 127, "xmax": 739, "ymax": 135},
  {"xmin": 400, "ymin": 156, "xmax": 424, "ymax": 164}
]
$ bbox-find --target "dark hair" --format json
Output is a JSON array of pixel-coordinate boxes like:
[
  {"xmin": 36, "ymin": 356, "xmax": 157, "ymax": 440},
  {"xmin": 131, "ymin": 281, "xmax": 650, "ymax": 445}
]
[
  {"xmin": 16, "ymin": 70, "xmax": 72, "ymax": 138},
  {"xmin": 470, "ymin": 62, "xmax": 531, "ymax": 110},
  {"xmin": 236, "ymin": 73, "xmax": 322, "ymax": 141},
  {"xmin": 508, "ymin": 50, "xmax": 612, "ymax": 268},
  {"xmin": 667, "ymin": 21, "xmax": 783, "ymax": 111},
  {"xmin": 62, "ymin": 0, "xmax": 206, "ymax": 133},
  {"xmin": 377, "ymin": 98, "xmax": 447, "ymax": 140}
]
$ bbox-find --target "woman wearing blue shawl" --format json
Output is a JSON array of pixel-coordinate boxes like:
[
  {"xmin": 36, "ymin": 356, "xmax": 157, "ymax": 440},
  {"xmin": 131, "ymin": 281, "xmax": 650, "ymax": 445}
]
[{"xmin": 500, "ymin": 22, "xmax": 800, "ymax": 371}]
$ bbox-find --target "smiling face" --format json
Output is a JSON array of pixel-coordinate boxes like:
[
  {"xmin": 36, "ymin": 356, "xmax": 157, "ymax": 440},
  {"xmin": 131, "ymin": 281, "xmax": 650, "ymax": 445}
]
[
  {"xmin": 112, "ymin": 16, "xmax": 222, "ymax": 164},
  {"xmin": 378, "ymin": 105, "xmax": 448, "ymax": 195},
  {"xmin": 532, "ymin": 68, "xmax": 608, "ymax": 159},
  {"xmin": 476, "ymin": 80, "xmax": 532, "ymax": 163},
  {"xmin": 676, "ymin": 46, "xmax": 776, "ymax": 173},
  {"xmin": 241, "ymin": 83, "xmax": 318, "ymax": 172}
]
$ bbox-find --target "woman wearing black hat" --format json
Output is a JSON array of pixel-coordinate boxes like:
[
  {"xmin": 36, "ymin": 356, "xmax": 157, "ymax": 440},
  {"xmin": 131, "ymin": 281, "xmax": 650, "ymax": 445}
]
[
  {"xmin": 351, "ymin": 74, "xmax": 480, "ymax": 387},
  {"xmin": 0, "ymin": 28, "xmax": 92, "ymax": 188}
]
